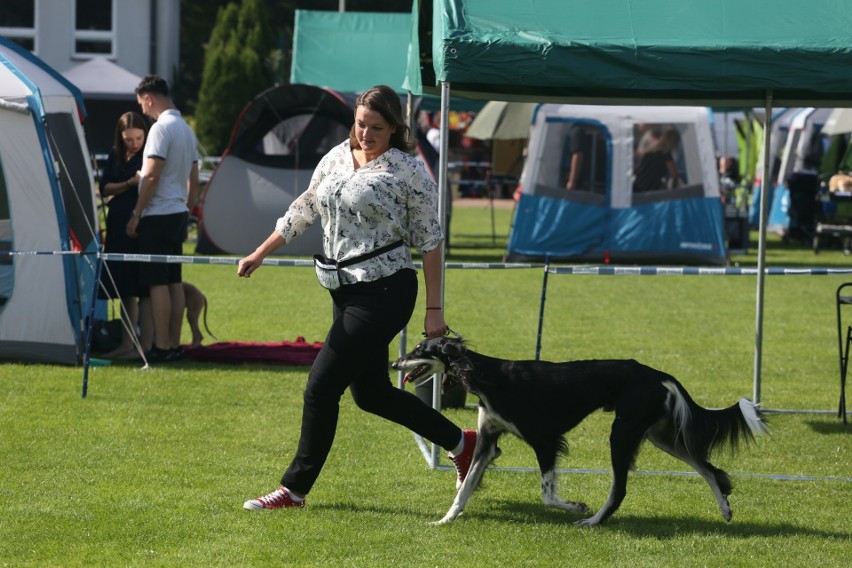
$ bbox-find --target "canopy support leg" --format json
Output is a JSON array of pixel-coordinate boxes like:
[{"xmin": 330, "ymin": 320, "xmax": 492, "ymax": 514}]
[{"xmin": 753, "ymin": 90, "xmax": 774, "ymax": 404}]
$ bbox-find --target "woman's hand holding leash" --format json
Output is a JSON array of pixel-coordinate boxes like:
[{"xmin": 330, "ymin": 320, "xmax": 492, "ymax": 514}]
[{"xmin": 424, "ymin": 308, "xmax": 448, "ymax": 338}]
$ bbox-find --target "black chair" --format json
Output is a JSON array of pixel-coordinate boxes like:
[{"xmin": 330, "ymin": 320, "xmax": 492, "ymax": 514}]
[{"xmin": 834, "ymin": 283, "xmax": 851, "ymax": 424}]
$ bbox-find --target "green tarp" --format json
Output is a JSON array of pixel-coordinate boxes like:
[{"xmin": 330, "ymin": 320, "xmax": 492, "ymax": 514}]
[
  {"xmin": 408, "ymin": 0, "xmax": 852, "ymax": 107},
  {"xmin": 290, "ymin": 9, "xmax": 483, "ymax": 111},
  {"xmin": 291, "ymin": 10, "xmax": 410, "ymax": 93}
]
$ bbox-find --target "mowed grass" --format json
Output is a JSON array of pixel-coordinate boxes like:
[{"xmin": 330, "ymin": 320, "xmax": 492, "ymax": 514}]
[{"xmin": 0, "ymin": 202, "xmax": 850, "ymax": 567}]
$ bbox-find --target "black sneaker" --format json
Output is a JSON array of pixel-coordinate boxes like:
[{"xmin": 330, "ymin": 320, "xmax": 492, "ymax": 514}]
[
  {"xmin": 166, "ymin": 347, "xmax": 185, "ymax": 362},
  {"xmin": 144, "ymin": 346, "xmax": 172, "ymax": 364}
]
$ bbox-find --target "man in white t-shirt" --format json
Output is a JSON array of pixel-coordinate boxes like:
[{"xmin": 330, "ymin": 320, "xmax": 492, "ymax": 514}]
[
  {"xmin": 127, "ymin": 75, "xmax": 200, "ymax": 363},
  {"xmin": 426, "ymin": 111, "xmax": 441, "ymax": 151}
]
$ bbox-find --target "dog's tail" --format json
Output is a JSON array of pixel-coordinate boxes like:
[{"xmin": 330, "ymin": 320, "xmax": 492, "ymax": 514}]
[
  {"xmin": 662, "ymin": 381, "xmax": 768, "ymax": 459},
  {"xmin": 201, "ymin": 297, "xmax": 218, "ymax": 341}
]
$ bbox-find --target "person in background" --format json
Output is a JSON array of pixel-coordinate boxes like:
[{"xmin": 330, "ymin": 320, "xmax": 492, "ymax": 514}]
[
  {"xmin": 633, "ymin": 123, "xmax": 661, "ymax": 161},
  {"xmin": 633, "ymin": 129, "xmax": 681, "ymax": 193},
  {"xmin": 127, "ymin": 75, "xmax": 200, "ymax": 363},
  {"xmin": 237, "ymin": 85, "xmax": 476, "ymax": 511},
  {"xmin": 426, "ymin": 111, "xmax": 441, "ymax": 151},
  {"xmin": 565, "ymin": 123, "xmax": 607, "ymax": 193},
  {"xmin": 99, "ymin": 112, "xmax": 148, "ymax": 359}
]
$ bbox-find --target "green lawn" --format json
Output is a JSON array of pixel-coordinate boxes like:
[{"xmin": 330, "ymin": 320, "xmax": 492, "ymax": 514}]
[{"xmin": 0, "ymin": 203, "xmax": 849, "ymax": 567}]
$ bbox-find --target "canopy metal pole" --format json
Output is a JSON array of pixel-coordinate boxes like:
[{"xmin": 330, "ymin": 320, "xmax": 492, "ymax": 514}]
[
  {"xmin": 398, "ymin": 92, "xmax": 415, "ymax": 389},
  {"xmin": 424, "ymin": 81, "xmax": 452, "ymax": 468},
  {"xmin": 753, "ymin": 91, "xmax": 774, "ymax": 404}
]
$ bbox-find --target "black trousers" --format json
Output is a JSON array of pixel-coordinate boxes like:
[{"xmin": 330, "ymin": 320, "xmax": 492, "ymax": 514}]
[{"xmin": 280, "ymin": 268, "xmax": 462, "ymax": 495}]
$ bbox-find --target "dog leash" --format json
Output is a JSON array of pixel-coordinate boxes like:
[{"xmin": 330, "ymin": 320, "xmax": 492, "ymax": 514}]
[{"xmin": 422, "ymin": 326, "xmax": 462, "ymax": 339}]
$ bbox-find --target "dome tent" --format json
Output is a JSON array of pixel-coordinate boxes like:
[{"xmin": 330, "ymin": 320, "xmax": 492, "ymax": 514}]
[
  {"xmin": 196, "ymin": 84, "xmax": 354, "ymax": 256},
  {"xmin": 0, "ymin": 37, "xmax": 100, "ymax": 364}
]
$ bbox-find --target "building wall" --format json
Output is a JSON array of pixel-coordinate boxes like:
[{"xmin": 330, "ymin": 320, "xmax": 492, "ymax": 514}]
[
  {"xmin": 14, "ymin": 0, "xmax": 179, "ymax": 83},
  {"xmin": 152, "ymin": 0, "xmax": 181, "ymax": 83}
]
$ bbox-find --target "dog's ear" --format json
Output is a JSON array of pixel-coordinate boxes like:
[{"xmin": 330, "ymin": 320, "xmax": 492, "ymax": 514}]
[{"xmin": 441, "ymin": 337, "xmax": 466, "ymax": 357}]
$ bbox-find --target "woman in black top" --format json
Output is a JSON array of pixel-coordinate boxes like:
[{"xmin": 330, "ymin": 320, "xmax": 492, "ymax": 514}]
[{"xmin": 99, "ymin": 111, "xmax": 148, "ymax": 358}]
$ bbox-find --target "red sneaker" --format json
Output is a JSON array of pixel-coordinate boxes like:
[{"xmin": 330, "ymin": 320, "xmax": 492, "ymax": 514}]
[
  {"xmin": 243, "ymin": 487, "xmax": 305, "ymax": 510},
  {"xmin": 448, "ymin": 429, "xmax": 477, "ymax": 489}
]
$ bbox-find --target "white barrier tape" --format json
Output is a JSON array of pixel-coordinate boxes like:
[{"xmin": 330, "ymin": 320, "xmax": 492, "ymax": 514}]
[
  {"xmin": 100, "ymin": 253, "xmax": 313, "ymax": 267},
  {"xmin": 0, "ymin": 250, "xmax": 540, "ymax": 270},
  {"xmin": 548, "ymin": 265, "xmax": 852, "ymax": 276},
  {"xmin": 6, "ymin": 249, "xmax": 852, "ymax": 275}
]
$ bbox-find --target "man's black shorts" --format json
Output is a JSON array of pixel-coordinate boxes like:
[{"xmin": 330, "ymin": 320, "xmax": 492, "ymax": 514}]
[{"xmin": 137, "ymin": 211, "xmax": 188, "ymax": 288}]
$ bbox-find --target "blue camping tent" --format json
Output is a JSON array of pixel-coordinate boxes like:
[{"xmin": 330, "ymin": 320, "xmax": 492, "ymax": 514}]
[{"xmin": 508, "ymin": 104, "xmax": 726, "ymax": 265}]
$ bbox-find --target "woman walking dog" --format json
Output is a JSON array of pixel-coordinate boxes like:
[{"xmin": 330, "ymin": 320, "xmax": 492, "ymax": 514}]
[{"xmin": 237, "ymin": 85, "xmax": 476, "ymax": 510}]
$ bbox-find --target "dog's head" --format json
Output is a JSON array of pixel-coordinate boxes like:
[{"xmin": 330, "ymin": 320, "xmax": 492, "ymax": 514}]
[{"xmin": 392, "ymin": 335, "xmax": 473, "ymax": 387}]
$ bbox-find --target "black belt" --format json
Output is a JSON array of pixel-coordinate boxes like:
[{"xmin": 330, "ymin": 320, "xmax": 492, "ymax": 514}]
[{"xmin": 337, "ymin": 240, "xmax": 405, "ymax": 268}]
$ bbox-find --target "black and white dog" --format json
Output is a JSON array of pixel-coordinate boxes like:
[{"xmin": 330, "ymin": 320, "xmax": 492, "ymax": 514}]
[{"xmin": 392, "ymin": 336, "xmax": 767, "ymax": 526}]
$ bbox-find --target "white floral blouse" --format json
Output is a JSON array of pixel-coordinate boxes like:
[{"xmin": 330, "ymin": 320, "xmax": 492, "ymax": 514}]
[{"xmin": 275, "ymin": 140, "xmax": 444, "ymax": 285}]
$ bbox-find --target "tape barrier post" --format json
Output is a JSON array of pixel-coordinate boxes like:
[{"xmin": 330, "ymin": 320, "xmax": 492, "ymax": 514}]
[{"xmin": 81, "ymin": 254, "xmax": 104, "ymax": 398}]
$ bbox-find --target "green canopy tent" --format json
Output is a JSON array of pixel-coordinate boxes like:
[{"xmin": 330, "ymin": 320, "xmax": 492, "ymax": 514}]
[
  {"xmin": 290, "ymin": 9, "xmax": 482, "ymax": 112},
  {"xmin": 291, "ymin": 10, "xmax": 409, "ymax": 94},
  {"xmin": 405, "ymin": 0, "xmax": 852, "ymax": 412},
  {"xmin": 408, "ymin": 0, "xmax": 852, "ymax": 106}
]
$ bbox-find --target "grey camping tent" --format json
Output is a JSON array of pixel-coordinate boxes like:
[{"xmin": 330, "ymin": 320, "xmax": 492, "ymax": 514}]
[
  {"xmin": 196, "ymin": 84, "xmax": 355, "ymax": 256},
  {"xmin": 0, "ymin": 37, "xmax": 101, "ymax": 364}
]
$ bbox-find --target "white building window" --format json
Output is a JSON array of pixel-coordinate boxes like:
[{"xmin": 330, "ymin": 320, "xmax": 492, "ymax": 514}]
[
  {"xmin": 74, "ymin": 0, "xmax": 115, "ymax": 57},
  {"xmin": 0, "ymin": 0, "xmax": 36, "ymax": 51}
]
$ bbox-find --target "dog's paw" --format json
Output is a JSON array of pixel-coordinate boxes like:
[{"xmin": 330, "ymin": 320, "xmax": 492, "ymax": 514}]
[
  {"xmin": 575, "ymin": 512, "xmax": 608, "ymax": 527},
  {"xmin": 574, "ymin": 508, "xmax": 608, "ymax": 527},
  {"xmin": 570, "ymin": 501, "xmax": 590, "ymax": 514},
  {"xmin": 429, "ymin": 511, "xmax": 463, "ymax": 526},
  {"xmin": 543, "ymin": 497, "xmax": 589, "ymax": 514}
]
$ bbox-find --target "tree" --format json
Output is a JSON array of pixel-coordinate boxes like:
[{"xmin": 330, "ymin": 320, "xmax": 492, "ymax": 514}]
[
  {"xmin": 194, "ymin": 1, "xmax": 272, "ymax": 155},
  {"xmin": 174, "ymin": 0, "xmax": 232, "ymax": 114},
  {"xmin": 176, "ymin": 0, "xmax": 298, "ymax": 114},
  {"xmin": 185, "ymin": 0, "xmax": 413, "ymax": 154}
]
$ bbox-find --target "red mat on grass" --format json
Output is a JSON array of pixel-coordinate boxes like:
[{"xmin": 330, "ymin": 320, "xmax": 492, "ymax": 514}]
[{"xmin": 183, "ymin": 337, "xmax": 323, "ymax": 365}]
